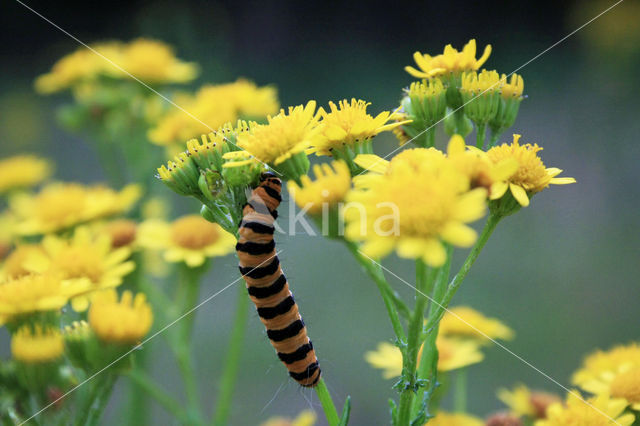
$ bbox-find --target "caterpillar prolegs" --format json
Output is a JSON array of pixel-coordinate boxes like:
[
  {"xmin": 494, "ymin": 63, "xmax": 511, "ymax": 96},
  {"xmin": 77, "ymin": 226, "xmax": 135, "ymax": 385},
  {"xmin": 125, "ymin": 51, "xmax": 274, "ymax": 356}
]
[{"xmin": 236, "ymin": 173, "xmax": 321, "ymax": 387}]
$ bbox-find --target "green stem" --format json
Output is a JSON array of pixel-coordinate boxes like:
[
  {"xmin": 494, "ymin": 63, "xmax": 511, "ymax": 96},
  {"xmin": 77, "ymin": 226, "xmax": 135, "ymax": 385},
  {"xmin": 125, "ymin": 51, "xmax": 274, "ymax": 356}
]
[
  {"xmin": 453, "ymin": 369, "xmax": 468, "ymax": 413},
  {"xmin": 345, "ymin": 241, "xmax": 407, "ymax": 341},
  {"xmin": 412, "ymin": 246, "xmax": 453, "ymax": 417},
  {"xmin": 426, "ymin": 214, "xmax": 501, "ymax": 333},
  {"xmin": 212, "ymin": 284, "xmax": 249, "ymax": 426},
  {"xmin": 127, "ymin": 370, "xmax": 188, "ymax": 423},
  {"xmin": 396, "ymin": 260, "xmax": 434, "ymax": 426},
  {"xmin": 315, "ymin": 378, "xmax": 340, "ymax": 426},
  {"xmin": 170, "ymin": 263, "xmax": 209, "ymax": 424},
  {"xmin": 476, "ymin": 122, "xmax": 487, "ymax": 149},
  {"xmin": 85, "ymin": 373, "xmax": 117, "ymax": 426}
]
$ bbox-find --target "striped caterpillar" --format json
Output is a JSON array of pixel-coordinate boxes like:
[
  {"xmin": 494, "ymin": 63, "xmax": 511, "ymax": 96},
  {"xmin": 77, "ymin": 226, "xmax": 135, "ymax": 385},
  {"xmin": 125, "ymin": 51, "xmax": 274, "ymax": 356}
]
[{"xmin": 236, "ymin": 172, "xmax": 321, "ymax": 387}]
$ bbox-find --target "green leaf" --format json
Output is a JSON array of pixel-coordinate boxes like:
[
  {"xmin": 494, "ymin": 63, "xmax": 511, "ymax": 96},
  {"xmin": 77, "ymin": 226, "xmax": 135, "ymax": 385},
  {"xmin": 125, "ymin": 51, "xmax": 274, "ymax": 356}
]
[{"xmin": 338, "ymin": 396, "xmax": 351, "ymax": 426}]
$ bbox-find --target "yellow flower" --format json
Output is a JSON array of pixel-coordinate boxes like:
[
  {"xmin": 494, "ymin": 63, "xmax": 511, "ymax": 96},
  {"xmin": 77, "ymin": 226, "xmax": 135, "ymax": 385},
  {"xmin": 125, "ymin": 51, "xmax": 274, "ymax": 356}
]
[
  {"xmin": 1, "ymin": 244, "xmax": 46, "ymax": 279},
  {"xmin": 487, "ymin": 134, "xmax": 576, "ymax": 207},
  {"xmin": 439, "ymin": 306, "xmax": 514, "ymax": 343},
  {"xmin": 346, "ymin": 148, "xmax": 487, "ymax": 266},
  {"xmin": 138, "ymin": 215, "xmax": 236, "ymax": 267},
  {"xmin": 261, "ymin": 410, "xmax": 316, "ymax": 426},
  {"xmin": 0, "ymin": 155, "xmax": 52, "ymax": 193},
  {"xmin": 89, "ymin": 289, "xmax": 152, "ymax": 344},
  {"xmin": 148, "ymin": 88, "xmax": 237, "ymax": 146},
  {"xmin": 498, "ymin": 384, "xmax": 561, "ymax": 419},
  {"xmin": 25, "ymin": 227, "xmax": 135, "ymax": 311},
  {"xmin": 365, "ymin": 336, "xmax": 484, "ymax": 379},
  {"xmin": 428, "ymin": 411, "xmax": 484, "ymax": 426},
  {"xmin": 0, "ymin": 273, "xmax": 90, "ymax": 325},
  {"xmin": 34, "ymin": 42, "xmax": 123, "ymax": 94},
  {"xmin": 237, "ymin": 101, "xmax": 323, "ymax": 165},
  {"xmin": 461, "ymin": 69, "xmax": 501, "ymax": 94},
  {"xmin": 572, "ymin": 343, "xmax": 640, "ymax": 410},
  {"xmin": 288, "ymin": 161, "xmax": 351, "ymax": 214},
  {"xmin": 405, "ymin": 39, "xmax": 492, "ymax": 78},
  {"xmin": 35, "ymin": 39, "xmax": 196, "ymax": 95},
  {"xmin": 114, "ymin": 38, "xmax": 198, "ymax": 84},
  {"xmin": 500, "ymin": 74, "xmax": 524, "ymax": 99},
  {"xmin": 148, "ymin": 79, "xmax": 277, "ymax": 146},
  {"xmin": 10, "ymin": 182, "xmax": 140, "ymax": 235},
  {"xmin": 535, "ymin": 392, "xmax": 634, "ymax": 426},
  {"xmin": 309, "ymin": 99, "xmax": 408, "ymax": 156},
  {"xmin": 11, "ymin": 325, "xmax": 64, "ymax": 363}
]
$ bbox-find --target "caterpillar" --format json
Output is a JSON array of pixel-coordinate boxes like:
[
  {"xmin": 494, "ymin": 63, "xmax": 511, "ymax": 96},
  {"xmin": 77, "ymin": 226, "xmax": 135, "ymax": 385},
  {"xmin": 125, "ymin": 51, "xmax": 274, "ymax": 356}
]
[{"xmin": 236, "ymin": 172, "xmax": 321, "ymax": 387}]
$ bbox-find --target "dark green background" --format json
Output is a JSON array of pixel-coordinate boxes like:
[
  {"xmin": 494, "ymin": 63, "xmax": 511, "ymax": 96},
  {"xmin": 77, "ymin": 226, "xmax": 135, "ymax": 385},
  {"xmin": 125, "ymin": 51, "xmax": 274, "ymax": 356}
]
[{"xmin": 1, "ymin": 0, "xmax": 638, "ymax": 424}]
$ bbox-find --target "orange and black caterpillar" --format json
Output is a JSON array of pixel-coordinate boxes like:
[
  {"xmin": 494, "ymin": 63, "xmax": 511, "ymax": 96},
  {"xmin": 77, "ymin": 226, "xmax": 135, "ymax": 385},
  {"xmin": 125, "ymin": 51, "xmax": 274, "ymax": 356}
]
[{"xmin": 236, "ymin": 172, "xmax": 321, "ymax": 387}]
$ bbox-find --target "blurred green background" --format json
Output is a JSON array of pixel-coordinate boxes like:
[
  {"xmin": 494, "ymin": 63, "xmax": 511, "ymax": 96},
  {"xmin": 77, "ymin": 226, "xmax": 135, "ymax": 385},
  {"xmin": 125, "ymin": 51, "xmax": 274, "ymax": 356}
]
[{"xmin": 1, "ymin": 0, "xmax": 639, "ymax": 424}]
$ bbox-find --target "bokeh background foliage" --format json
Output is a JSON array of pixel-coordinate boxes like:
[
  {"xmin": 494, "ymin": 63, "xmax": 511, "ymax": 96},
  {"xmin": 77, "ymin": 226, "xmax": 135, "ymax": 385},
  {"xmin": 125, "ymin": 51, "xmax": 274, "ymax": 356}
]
[{"xmin": 1, "ymin": 0, "xmax": 639, "ymax": 423}]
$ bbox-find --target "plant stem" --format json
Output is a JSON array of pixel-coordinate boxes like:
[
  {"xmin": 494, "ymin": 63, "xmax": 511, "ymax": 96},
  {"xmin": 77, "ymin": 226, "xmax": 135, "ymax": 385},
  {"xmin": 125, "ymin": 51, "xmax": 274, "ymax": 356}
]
[
  {"xmin": 476, "ymin": 122, "xmax": 487, "ymax": 149},
  {"xmin": 453, "ymin": 369, "xmax": 468, "ymax": 413},
  {"xmin": 344, "ymin": 241, "xmax": 407, "ymax": 340},
  {"xmin": 412, "ymin": 246, "xmax": 453, "ymax": 417},
  {"xmin": 315, "ymin": 378, "xmax": 340, "ymax": 426},
  {"xmin": 396, "ymin": 260, "xmax": 433, "ymax": 426},
  {"xmin": 171, "ymin": 263, "xmax": 209, "ymax": 424},
  {"xmin": 127, "ymin": 370, "xmax": 188, "ymax": 423},
  {"xmin": 426, "ymin": 214, "xmax": 502, "ymax": 332},
  {"xmin": 78, "ymin": 373, "xmax": 117, "ymax": 426},
  {"xmin": 212, "ymin": 284, "xmax": 249, "ymax": 426}
]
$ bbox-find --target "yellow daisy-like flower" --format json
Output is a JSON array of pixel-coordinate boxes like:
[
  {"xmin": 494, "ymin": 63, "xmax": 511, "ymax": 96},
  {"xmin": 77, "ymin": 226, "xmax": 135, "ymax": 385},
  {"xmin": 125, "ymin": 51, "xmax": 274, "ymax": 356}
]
[
  {"xmin": 439, "ymin": 306, "xmax": 514, "ymax": 344},
  {"xmin": 572, "ymin": 343, "xmax": 640, "ymax": 410},
  {"xmin": 498, "ymin": 384, "xmax": 561, "ymax": 419},
  {"xmin": 35, "ymin": 39, "xmax": 196, "ymax": 95},
  {"xmin": 487, "ymin": 134, "xmax": 576, "ymax": 207},
  {"xmin": 148, "ymin": 88, "xmax": 238, "ymax": 146},
  {"xmin": 103, "ymin": 219, "xmax": 138, "ymax": 248},
  {"xmin": 261, "ymin": 410, "xmax": 316, "ymax": 426},
  {"xmin": 405, "ymin": 39, "xmax": 492, "ymax": 79},
  {"xmin": 11, "ymin": 325, "xmax": 64, "ymax": 363},
  {"xmin": 429, "ymin": 411, "xmax": 484, "ymax": 426},
  {"xmin": 10, "ymin": 182, "xmax": 140, "ymax": 235},
  {"xmin": 365, "ymin": 336, "xmax": 484, "ymax": 379},
  {"xmin": 25, "ymin": 227, "xmax": 135, "ymax": 311},
  {"xmin": 0, "ymin": 155, "xmax": 52, "ymax": 193},
  {"xmin": 346, "ymin": 149, "xmax": 487, "ymax": 267},
  {"xmin": 138, "ymin": 215, "xmax": 236, "ymax": 267},
  {"xmin": 288, "ymin": 161, "xmax": 351, "ymax": 215},
  {"xmin": 308, "ymin": 99, "xmax": 409, "ymax": 156},
  {"xmin": 34, "ymin": 42, "xmax": 123, "ymax": 94},
  {"xmin": 0, "ymin": 273, "xmax": 90, "ymax": 325},
  {"xmin": 1, "ymin": 245, "xmax": 46, "ymax": 279},
  {"xmin": 237, "ymin": 101, "xmax": 323, "ymax": 165},
  {"xmin": 535, "ymin": 392, "xmax": 634, "ymax": 426},
  {"xmin": 148, "ymin": 80, "xmax": 277, "ymax": 146},
  {"xmin": 89, "ymin": 289, "xmax": 152, "ymax": 344},
  {"xmin": 113, "ymin": 38, "xmax": 198, "ymax": 84}
]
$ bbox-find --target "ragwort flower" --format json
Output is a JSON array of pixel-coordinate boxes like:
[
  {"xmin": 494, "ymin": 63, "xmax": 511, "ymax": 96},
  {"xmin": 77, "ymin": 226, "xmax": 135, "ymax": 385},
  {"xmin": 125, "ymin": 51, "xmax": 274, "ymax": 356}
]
[
  {"xmin": 487, "ymin": 134, "xmax": 575, "ymax": 207},
  {"xmin": 405, "ymin": 39, "xmax": 492, "ymax": 78},
  {"xmin": 439, "ymin": 306, "xmax": 514, "ymax": 344},
  {"xmin": 89, "ymin": 289, "xmax": 152, "ymax": 344},
  {"xmin": 137, "ymin": 214, "xmax": 236, "ymax": 267},
  {"xmin": 0, "ymin": 155, "xmax": 52, "ymax": 193},
  {"xmin": 535, "ymin": 392, "xmax": 634, "ymax": 426},
  {"xmin": 288, "ymin": 161, "xmax": 351, "ymax": 215}
]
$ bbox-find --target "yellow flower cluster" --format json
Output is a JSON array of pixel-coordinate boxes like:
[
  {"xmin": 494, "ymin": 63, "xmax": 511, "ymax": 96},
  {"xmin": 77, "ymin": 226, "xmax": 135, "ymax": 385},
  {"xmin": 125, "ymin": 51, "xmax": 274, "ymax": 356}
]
[
  {"xmin": 35, "ymin": 38, "xmax": 198, "ymax": 94},
  {"xmin": 536, "ymin": 392, "xmax": 633, "ymax": 426},
  {"xmin": 346, "ymin": 138, "xmax": 490, "ymax": 267},
  {"xmin": 148, "ymin": 79, "xmax": 279, "ymax": 146},
  {"xmin": 487, "ymin": 134, "xmax": 576, "ymax": 207},
  {"xmin": 138, "ymin": 214, "xmax": 236, "ymax": 267},
  {"xmin": 88, "ymin": 289, "xmax": 152, "ymax": 344},
  {"xmin": 288, "ymin": 161, "xmax": 351, "ymax": 215},
  {"xmin": 9, "ymin": 182, "xmax": 140, "ymax": 235},
  {"xmin": 11, "ymin": 325, "xmax": 64, "ymax": 363},
  {"xmin": 0, "ymin": 155, "xmax": 52, "ymax": 193},
  {"xmin": 405, "ymin": 39, "xmax": 492, "ymax": 78}
]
